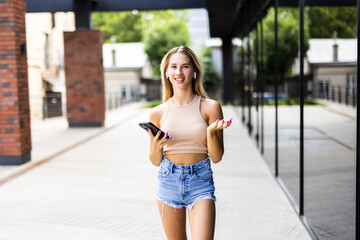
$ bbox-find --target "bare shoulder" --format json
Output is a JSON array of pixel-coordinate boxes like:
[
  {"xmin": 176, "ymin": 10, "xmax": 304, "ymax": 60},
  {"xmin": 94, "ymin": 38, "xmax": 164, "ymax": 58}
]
[
  {"xmin": 201, "ymin": 98, "xmax": 223, "ymax": 121},
  {"xmin": 201, "ymin": 98, "xmax": 222, "ymax": 112},
  {"xmin": 149, "ymin": 102, "xmax": 167, "ymax": 127},
  {"xmin": 150, "ymin": 102, "xmax": 166, "ymax": 117}
]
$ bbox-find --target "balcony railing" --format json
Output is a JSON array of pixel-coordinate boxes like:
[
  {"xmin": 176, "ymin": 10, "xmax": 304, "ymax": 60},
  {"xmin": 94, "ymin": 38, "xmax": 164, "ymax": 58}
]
[
  {"xmin": 315, "ymin": 83, "xmax": 356, "ymax": 107},
  {"xmin": 29, "ymin": 91, "xmax": 133, "ymax": 119}
]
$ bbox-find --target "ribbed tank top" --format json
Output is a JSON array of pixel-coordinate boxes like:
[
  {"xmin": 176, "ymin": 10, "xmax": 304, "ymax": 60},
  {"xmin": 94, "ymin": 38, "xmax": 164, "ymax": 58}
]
[{"xmin": 161, "ymin": 95, "xmax": 208, "ymax": 154}]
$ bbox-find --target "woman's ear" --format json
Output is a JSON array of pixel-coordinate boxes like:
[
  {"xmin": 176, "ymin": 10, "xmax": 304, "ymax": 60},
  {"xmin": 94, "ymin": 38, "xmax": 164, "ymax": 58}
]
[
  {"xmin": 165, "ymin": 73, "xmax": 168, "ymax": 79},
  {"xmin": 193, "ymin": 72, "xmax": 197, "ymax": 79}
]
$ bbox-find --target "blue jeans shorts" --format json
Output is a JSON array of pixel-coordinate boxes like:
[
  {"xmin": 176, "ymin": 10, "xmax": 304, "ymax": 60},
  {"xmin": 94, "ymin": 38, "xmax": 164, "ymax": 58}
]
[{"xmin": 156, "ymin": 155, "xmax": 216, "ymax": 210}]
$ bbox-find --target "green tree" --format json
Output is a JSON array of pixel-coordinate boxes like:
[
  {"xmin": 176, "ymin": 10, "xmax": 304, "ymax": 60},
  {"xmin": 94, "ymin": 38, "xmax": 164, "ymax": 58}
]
[
  {"xmin": 262, "ymin": 8, "xmax": 309, "ymax": 85},
  {"xmin": 92, "ymin": 10, "xmax": 189, "ymax": 44},
  {"xmin": 143, "ymin": 13, "xmax": 190, "ymax": 76},
  {"xmin": 308, "ymin": 7, "xmax": 356, "ymax": 38},
  {"xmin": 92, "ymin": 11, "xmax": 142, "ymax": 43},
  {"xmin": 143, "ymin": 10, "xmax": 188, "ymax": 31},
  {"xmin": 199, "ymin": 47, "xmax": 220, "ymax": 99},
  {"xmin": 93, "ymin": 10, "xmax": 190, "ymax": 76}
]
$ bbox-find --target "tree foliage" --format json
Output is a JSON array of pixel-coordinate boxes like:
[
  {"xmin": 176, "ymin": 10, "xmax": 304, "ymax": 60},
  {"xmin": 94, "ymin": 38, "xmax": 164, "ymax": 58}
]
[
  {"xmin": 91, "ymin": 10, "xmax": 188, "ymax": 44},
  {"xmin": 262, "ymin": 8, "xmax": 309, "ymax": 85},
  {"xmin": 92, "ymin": 11, "xmax": 142, "ymax": 43},
  {"xmin": 308, "ymin": 7, "xmax": 356, "ymax": 38},
  {"xmin": 92, "ymin": 10, "xmax": 190, "ymax": 76},
  {"xmin": 143, "ymin": 12, "xmax": 190, "ymax": 76},
  {"xmin": 199, "ymin": 47, "xmax": 220, "ymax": 99}
]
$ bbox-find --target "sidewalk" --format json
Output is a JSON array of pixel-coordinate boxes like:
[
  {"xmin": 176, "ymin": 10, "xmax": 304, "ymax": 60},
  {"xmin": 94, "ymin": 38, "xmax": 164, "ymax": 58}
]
[
  {"xmin": 241, "ymin": 100, "xmax": 356, "ymax": 239},
  {"xmin": 317, "ymin": 99, "xmax": 356, "ymax": 120},
  {"xmin": 0, "ymin": 102, "xmax": 145, "ymax": 185},
  {"xmin": 0, "ymin": 103, "xmax": 311, "ymax": 240}
]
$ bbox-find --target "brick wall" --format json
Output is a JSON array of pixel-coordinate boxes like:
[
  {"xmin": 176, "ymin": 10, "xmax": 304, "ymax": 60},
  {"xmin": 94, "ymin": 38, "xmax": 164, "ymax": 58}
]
[
  {"xmin": 64, "ymin": 30, "xmax": 105, "ymax": 127},
  {"xmin": 0, "ymin": 0, "xmax": 31, "ymax": 165}
]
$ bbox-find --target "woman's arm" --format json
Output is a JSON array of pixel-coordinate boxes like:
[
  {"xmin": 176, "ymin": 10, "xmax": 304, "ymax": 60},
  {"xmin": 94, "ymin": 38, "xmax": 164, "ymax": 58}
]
[
  {"xmin": 205, "ymin": 100, "xmax": 232, "ymax": 163},
  {"xmin": 148, "ymin": 106, "xmax": 171, "ymax": 166}
]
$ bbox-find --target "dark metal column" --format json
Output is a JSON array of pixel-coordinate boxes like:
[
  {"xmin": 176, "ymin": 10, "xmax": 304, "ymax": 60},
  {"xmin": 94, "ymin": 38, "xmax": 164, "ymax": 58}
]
[
  {"xmin": 255, "ymin": 24, "xmax": 260, "ymax": 147},
  {"xmin": 274, "ymin": 0, "xmax": 279, "ymax": 177},
  {"xmin": 260, "ymin": 19, "xmax": 264, "ymax": 155},
  {"xmin": 247, "ymin": 38, "xmax": 253, "ymax": 135},
  {"xmin": 221, "ymin": 37, "xmax": 234, "ymax": 104},
  {"xmin": 356, "ymin": 1, "xmax": 360, "ymax": 239},
  {"xmin": 241, "ymin": 40, "xmax": 246, "ymax": 123},
  {"xmin": 74, "ymin": 0, "xmax": 92, "ymax": 29},
  {"xmin": 299, "ymin": 0, "xmax": 305, "ymax": 217}
]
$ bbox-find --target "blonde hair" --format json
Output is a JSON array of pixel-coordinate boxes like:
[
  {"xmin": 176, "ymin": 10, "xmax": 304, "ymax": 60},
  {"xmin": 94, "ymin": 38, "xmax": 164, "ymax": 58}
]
[{"xmin": 160, "ymin": 46, "xmax": 208, "ymax": 103}]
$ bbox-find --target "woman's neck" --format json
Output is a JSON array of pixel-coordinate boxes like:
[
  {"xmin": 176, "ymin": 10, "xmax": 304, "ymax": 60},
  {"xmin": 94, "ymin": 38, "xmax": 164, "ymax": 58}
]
[{"xmin": 172, "ymin": 90, "xmax": 196, "ymax": 106}]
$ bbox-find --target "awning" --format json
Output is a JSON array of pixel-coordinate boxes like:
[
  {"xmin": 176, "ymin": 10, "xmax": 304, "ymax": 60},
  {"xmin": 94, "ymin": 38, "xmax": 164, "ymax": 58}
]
[{"xmin": 43, "ymin": 76, "xmax": 60, "ymax": 86}]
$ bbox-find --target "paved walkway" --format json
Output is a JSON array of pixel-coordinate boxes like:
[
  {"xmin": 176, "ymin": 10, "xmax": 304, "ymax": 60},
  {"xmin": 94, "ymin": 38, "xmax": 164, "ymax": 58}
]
[
  {"xmin": 237, "ymin": 99, "xmax": 356, "ymax": 240},
  {"xmin": 0, "ymin": 102, "xmax": 311, "ymax": 240}
]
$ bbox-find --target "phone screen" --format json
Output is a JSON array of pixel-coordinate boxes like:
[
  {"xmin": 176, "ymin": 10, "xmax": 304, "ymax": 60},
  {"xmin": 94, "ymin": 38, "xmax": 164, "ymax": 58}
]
[{"xmin": 139, "ymin": 122, "xmax": 169, "ymax": 139}]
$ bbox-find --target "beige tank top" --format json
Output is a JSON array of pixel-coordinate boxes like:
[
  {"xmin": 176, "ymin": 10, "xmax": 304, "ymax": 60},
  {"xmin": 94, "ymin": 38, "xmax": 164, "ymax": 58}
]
[{"xmin": 161, "ymin": 95, "xmax": 208, "ymax": 154}]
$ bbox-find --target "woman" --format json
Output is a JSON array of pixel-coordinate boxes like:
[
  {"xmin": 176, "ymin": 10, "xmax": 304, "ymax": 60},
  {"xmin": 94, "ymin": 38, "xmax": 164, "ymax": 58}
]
[{"xmin": 148, "ymin": 46, "xmax": 232, "ymax": 240}]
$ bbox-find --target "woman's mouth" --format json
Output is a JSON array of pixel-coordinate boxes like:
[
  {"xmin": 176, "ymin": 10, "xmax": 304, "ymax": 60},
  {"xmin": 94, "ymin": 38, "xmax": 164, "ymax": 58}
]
[{"xmin": 174, "ymin": 78, "xmax": 185, "ymax": 83}]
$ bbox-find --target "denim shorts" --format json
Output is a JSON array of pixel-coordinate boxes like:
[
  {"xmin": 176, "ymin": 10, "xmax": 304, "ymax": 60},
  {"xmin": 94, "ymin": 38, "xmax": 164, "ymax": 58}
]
[{"xmin": 156, "ymin": 155, "xmax": 216, "ymax": 210}]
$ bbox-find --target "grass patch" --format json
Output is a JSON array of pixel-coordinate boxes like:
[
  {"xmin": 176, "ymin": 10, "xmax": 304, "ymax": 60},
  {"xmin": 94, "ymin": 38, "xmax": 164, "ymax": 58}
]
[
  {"xmin": 265, "ymin": 97, "xmax": 323, "ymax": 106},
  {"xmin": 142, "ymin": 99, "xmax": 162, "ymax": 108}
]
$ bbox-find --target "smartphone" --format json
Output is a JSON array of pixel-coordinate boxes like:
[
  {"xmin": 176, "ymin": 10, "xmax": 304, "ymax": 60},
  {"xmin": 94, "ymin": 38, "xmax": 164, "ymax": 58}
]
[{"xmin": 139, "ymin": 122, "xmax": 169, "ymax": 139}]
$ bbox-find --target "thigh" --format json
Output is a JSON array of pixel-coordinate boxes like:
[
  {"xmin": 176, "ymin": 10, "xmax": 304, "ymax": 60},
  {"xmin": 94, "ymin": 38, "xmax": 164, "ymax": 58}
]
[
  {"xmin": 157, "ymin": 200, "xmax": 187, "ymax": 240},
  {"xmin": 188, "ymin": 199, "xmax": 216, "ymax": 240}
]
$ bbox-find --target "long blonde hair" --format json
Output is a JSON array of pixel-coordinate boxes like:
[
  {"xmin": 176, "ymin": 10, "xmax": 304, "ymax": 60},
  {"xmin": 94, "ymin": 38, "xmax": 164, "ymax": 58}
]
[{"xmin": 160, "ymin": 46, "xmax": 208, "ymax": 103}]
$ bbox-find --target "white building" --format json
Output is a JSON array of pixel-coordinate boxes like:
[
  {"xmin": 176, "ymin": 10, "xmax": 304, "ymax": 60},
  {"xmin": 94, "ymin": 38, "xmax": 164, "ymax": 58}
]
[
  {"xmin": 26, "ymin": 12, "xmax": 75, "ymax": 118},
  {"xmin": 102, "ymin": 42, "xmax": 156, "ymax": 106},
  {"xmin": 289, "ymin": 38, "xmax": 357, "ymax": 101},
  {"xmin": 188, "ymin": 8, "xmax": 210, "ymax": 53},
  {"xmin": 26, "ymin": 9, "xmax": 209, "ymax": 116}
]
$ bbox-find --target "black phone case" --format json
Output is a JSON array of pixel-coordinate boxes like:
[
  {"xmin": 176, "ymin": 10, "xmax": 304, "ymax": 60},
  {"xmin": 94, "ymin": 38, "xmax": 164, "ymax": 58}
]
[{"xmin": 139, "ymin": 122, "xmax": 169, "ymax": 139}]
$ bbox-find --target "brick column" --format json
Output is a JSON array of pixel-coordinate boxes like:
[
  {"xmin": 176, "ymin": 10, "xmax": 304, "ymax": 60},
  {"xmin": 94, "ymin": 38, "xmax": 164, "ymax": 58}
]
[
  {"xmin": 64, "ymin": 30, "xmax": 105, "ymax": 127},
  {"xmin": 0, "ymin": 0, "xmax": 31, "ymax": 165}
]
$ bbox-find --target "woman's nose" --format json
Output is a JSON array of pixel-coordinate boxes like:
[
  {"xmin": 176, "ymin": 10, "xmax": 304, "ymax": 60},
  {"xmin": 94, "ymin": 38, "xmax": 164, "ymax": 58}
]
[{"xmin": 176, "ymin": 68, "xmax": 183, "ymax": 74}]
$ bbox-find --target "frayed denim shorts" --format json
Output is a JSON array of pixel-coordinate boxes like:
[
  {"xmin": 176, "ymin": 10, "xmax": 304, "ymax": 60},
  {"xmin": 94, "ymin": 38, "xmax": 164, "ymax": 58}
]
[{"xmin": 156, "ymin": 155, "xmax": 216, "ymax": 210}]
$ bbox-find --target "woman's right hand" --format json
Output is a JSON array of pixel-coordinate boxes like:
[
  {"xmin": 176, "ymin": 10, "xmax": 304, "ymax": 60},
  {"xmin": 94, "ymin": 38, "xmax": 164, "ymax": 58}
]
[{"xmin": 148, "ymin": 129, "xmax": 172, "ymax": 152}]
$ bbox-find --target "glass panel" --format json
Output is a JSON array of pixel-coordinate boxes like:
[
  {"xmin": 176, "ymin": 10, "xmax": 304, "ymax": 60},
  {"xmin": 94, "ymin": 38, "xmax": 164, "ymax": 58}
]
[
  {"xmin": 304, "ymin": 118, "xmax": 355, "ymax": 239},
  {"xmin": 263, "ymin": 104, "xmax": 275, "ymax": 172},
  {"xmin": 247, "ymin": 5, "xmax": 356, "ymax": 240},
  {"xmin": 260, "ymin": 7, "xmax": 301, "ymax": 205},
  {"xmin": 302, "ymin": 5, "xmax": 356, "ymax": 240}
]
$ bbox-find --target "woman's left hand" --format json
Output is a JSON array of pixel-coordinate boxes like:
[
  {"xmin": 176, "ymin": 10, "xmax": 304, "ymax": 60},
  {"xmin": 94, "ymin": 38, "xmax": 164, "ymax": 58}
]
[{"xmin": 207, "ymin": 117, "xmax": 233, "ymax": 135}]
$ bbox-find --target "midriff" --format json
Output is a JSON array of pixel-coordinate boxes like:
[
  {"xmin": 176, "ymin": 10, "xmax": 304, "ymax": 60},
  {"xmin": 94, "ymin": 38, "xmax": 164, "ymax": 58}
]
[{"xmin": 165, "ymin": 153, "xmax": 208, "ymax": 166}]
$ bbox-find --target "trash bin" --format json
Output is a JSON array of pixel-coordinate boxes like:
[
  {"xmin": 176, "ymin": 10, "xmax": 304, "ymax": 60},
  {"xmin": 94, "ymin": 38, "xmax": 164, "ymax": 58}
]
[{"xmin": 43, "ymin": 92, "xmax": 62, "ymax": 118}]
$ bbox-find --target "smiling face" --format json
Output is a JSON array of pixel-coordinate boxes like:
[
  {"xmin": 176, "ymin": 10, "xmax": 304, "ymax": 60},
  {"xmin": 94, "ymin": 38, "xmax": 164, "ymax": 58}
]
[
  {"xmin": 166, "ymin": 53, "xmax": 195, "ymax": 90},
  {"xmin": 160, "ymin": 46, "xmax": 206, "ymax": 102}
]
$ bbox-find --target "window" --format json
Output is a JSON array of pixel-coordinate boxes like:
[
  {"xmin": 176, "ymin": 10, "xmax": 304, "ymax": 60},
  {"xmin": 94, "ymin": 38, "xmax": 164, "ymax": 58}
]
[{"xmin": 44, "ymin": 33, "xmax": 50, "ymax": 70}]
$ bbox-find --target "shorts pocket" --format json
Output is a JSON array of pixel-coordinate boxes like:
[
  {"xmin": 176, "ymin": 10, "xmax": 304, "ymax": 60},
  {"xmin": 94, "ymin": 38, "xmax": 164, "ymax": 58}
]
[
  {"xmin": 194, "ymin": 165, "xmax": 212, "ymax": 181},
  {"xmin": 158, "ymin": 165, "xmax": 171, "ymax": 178}
]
